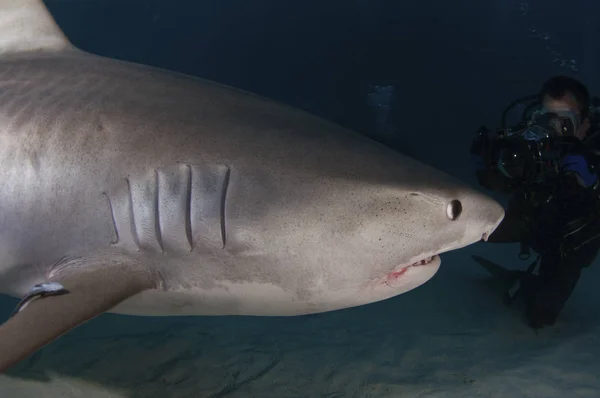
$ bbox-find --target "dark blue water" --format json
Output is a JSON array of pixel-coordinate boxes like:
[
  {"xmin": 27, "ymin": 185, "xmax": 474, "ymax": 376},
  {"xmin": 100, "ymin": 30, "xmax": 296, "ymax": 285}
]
[{"xmin": 46, "ymin": 0, "xmax": 600, "ymax": 182}]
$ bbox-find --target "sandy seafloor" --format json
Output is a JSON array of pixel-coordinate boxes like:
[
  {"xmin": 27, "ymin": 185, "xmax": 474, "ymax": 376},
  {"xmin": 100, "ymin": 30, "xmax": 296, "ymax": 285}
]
[{"xmin": 1, "ymin": 243, "xmax": 599, "ymax": 398}]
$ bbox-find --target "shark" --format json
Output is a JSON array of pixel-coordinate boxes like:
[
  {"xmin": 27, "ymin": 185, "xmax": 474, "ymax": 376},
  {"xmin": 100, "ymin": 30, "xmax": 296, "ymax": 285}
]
[{"xmin": 0, "ymin": 0, "xmax": 504, "ymax": 372}]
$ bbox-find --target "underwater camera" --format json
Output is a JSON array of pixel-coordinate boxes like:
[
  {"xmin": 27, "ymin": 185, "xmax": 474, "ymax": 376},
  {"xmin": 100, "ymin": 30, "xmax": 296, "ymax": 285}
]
[
  {"xmin": 475, "ymin": 114, "xmax": 577, "ymax": 187},
  {"xmin": 473, "ymin": 91, "xmax": 592, "ymax": 187},
  {"xmin": 492, "ymin": 122, "xmax": 558, "ymax": 184}
]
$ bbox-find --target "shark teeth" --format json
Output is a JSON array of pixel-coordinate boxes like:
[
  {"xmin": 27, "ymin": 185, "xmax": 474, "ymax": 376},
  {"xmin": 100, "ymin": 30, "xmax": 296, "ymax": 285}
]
[{"xmin": 411, "ymin": 256, "xmax": 434, "ymax": 266}]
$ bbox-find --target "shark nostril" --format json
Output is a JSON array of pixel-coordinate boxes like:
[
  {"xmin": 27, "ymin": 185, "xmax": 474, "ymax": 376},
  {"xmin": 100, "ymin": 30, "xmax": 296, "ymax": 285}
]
[{"xmin": 446, "ymin": 200, "xmax": 462, "ymax": 221}]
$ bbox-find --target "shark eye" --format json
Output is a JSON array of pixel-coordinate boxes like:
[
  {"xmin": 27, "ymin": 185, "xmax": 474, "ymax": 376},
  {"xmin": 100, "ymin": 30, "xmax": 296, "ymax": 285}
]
[{"xmin": 446, "ymin": 200, "xmax": 462, "ymax": 221}]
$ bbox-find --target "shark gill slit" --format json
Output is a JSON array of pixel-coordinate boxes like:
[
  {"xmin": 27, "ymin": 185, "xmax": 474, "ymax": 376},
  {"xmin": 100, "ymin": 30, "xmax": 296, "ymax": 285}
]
[
  {"xmin": 220, "ymin": 166, "xmax": 231, "ymax": 249},
  {"xmin": 104, "ymin": 192, "xmax": 119, "ymax": 244},
  {"xmin": 185, "ymin": 164, "xmax": 193, "ymax": 251},
  {"xmin": 153, "ymin": 169, "xmax": 164, "ymax": 253},
  {"xmin": 125, "ymin": 176, "xmax": 141, "ymax": 250}
]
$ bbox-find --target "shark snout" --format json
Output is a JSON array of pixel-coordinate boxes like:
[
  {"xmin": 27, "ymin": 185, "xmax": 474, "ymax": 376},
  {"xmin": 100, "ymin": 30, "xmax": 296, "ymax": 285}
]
[
  {"xmin": 447, "ymin": 198, "xmax": 499, "ymax": 241},
  {"xmin": 459, "ymin": 189, "xmax": 505, "ymax": 243}
]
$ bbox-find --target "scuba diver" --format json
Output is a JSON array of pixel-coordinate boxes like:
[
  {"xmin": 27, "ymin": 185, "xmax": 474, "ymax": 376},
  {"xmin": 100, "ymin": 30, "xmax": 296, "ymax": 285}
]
[{"xmin": 470, "ymin": 76, "xmax": 600, "ymax": 330}]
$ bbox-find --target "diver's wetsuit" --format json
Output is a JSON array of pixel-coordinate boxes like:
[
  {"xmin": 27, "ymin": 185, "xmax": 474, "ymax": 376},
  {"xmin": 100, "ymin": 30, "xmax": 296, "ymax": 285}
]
[{"xmin": 475, "ymin": 130, "xmax": 600, "ymax": 329}]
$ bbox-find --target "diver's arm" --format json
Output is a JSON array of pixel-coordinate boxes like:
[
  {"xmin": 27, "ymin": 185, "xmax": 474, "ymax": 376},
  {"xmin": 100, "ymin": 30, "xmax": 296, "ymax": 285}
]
[{"xmin": 553, "ymin": 152, "xmax": 600, "ymax": 226}]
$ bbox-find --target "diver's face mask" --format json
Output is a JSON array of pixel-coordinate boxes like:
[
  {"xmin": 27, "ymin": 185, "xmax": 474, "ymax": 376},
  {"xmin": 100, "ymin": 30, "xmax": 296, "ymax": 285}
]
[{"xmin": 529, "ymin": 107, "xmax": 582, "ymax": 138}]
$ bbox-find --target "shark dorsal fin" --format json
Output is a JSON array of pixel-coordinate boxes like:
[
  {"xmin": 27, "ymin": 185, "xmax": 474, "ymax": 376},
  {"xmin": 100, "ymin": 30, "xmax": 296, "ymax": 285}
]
[{"xmin": 0, "ymin": 0, "xmax": 75, "ymax": 55}]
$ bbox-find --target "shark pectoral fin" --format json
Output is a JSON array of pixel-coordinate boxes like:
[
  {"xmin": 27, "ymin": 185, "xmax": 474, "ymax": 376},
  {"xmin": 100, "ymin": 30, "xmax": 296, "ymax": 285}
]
[
  {"xmin": 0, "ymin": 255, "xmax": 156, "ymax": 373},
  {"xmin": 0, "ymin": 0, "xmax": 75, "ymax": 55}
]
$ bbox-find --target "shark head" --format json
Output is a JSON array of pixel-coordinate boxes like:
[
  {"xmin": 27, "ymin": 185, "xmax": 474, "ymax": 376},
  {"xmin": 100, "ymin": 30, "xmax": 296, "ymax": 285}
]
[{"xmin": 218, "ymin": 127, "xmax": 505, "ymax": 313}]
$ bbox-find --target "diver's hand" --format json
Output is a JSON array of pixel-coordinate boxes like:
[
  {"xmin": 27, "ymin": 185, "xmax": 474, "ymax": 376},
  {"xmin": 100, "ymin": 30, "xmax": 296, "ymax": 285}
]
[{"xmin": 559, "ymin": 154, "xmax": 598, "ymax": 188}]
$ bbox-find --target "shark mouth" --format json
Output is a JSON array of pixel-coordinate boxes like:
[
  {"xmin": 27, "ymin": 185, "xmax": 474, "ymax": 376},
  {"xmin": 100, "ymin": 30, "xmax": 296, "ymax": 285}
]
[{"xmin": 381, "ymin": 255, "xmax": 439, "ymax": 286}]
